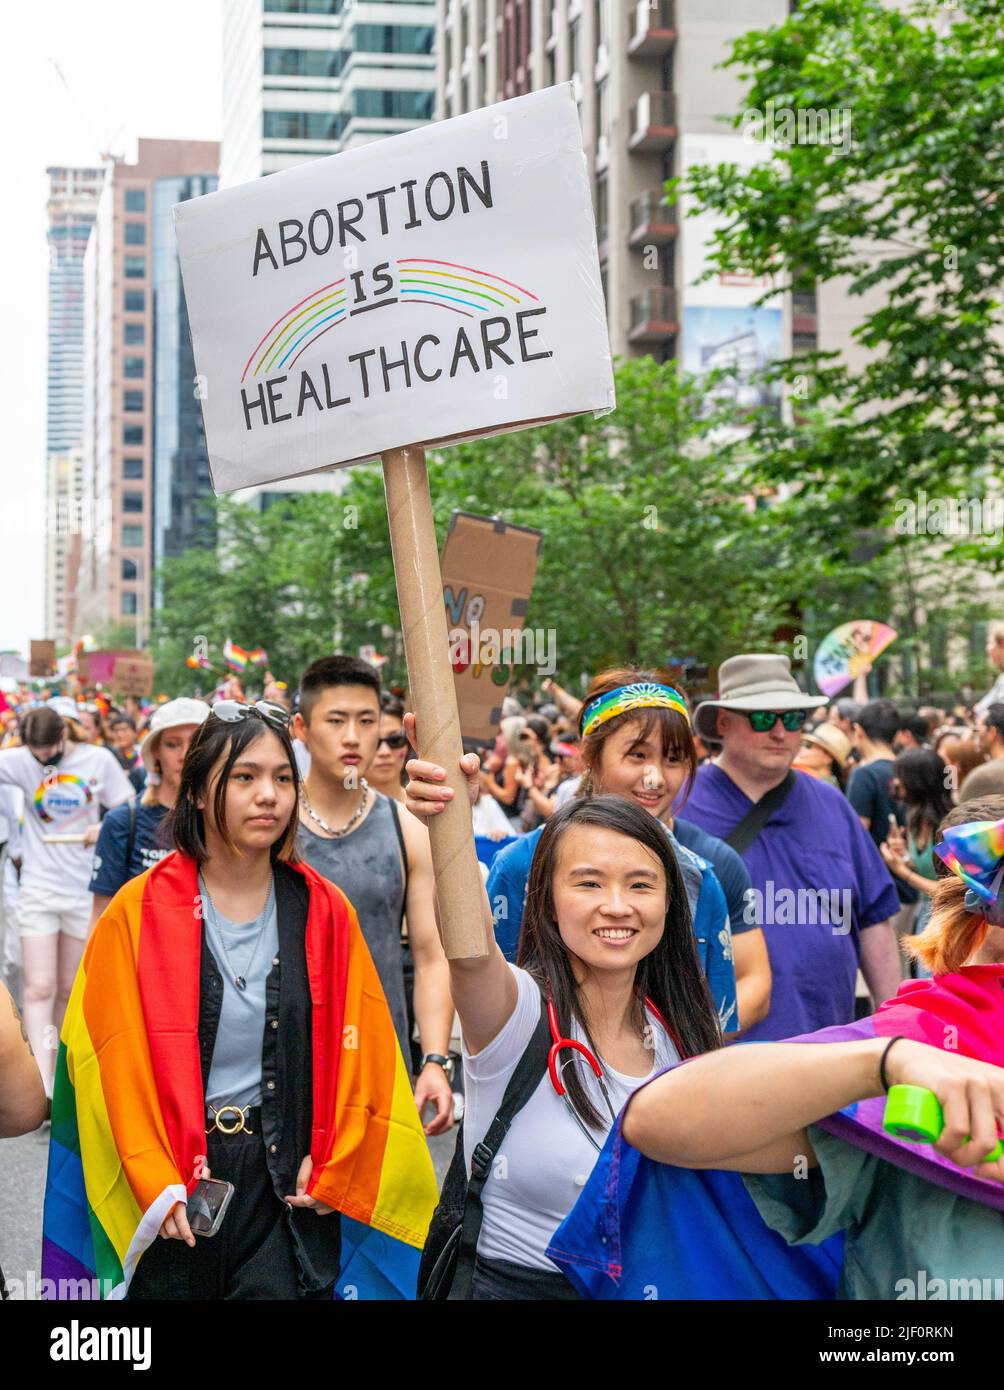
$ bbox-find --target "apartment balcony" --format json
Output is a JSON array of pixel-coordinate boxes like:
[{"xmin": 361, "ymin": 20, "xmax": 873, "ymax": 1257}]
[
  {"xmin": 628, "ymin": 0, "xmax": 677, "ymax": 58},
  {"xmin": 628, "ymin": 91, "xmax": 678, "ymax": 154},
  {"xmin": 629, "ymin": 190, "xmax": 678, "ymax": 248},
  {"xmin": 629, "ymin": 287, "xmax": 679, "ymax": 344}
]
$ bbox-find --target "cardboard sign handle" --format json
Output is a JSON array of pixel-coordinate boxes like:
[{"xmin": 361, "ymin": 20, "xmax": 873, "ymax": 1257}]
[{"xmin": 381, "ymin": 446, "xmax": 493, "ymax": 961}]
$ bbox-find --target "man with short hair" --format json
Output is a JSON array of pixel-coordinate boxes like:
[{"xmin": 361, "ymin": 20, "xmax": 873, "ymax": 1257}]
[
  {"xmin": 958, "ymin": 703, "xmax": 1004, "ymax": 801},
  {"xmin": 685, "ymin": 655, "xmax": 901, "ymax": 1041},
  {"xmin": 107, "ymin": 714, "xmax": 146, "ymax": 793},
  {"xmin": 826, "ymin": 698, "xmax": 861, "ymax": 742},
  {"xmin": 293, "ymin": 654, "xmax": 455, "ymax": 1134},
  {"xmin": 892, "ymin": 711, "xmax": 929, "ymax": 753}
]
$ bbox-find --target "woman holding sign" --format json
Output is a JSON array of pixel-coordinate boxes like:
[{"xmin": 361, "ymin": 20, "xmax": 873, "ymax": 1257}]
[{"xmin": 419, "ymin": 792, "xmax": 722, "ymax": 1299}]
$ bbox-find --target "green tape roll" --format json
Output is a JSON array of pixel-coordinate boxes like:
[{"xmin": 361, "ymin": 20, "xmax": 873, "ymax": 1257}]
[{"xmin": 883, "ymin": 1083, "xmax": 1004, "ymax": 1161}]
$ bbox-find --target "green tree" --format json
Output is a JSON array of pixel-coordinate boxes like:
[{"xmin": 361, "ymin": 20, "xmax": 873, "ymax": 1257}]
[{"xmin": 672, "ymin": 0, "xmax": 1004, "ymax": 556}]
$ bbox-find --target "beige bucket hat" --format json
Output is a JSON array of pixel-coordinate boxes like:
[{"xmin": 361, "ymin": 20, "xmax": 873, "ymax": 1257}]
[{"xmin": 693, "ymin": 654, "xmax": 828, "ymax": 742}]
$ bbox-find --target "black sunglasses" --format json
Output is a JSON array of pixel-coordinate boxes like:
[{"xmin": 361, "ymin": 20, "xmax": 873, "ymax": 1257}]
[
  {"xmin": 378, "ymin": 731, "xmax": 409, "ymax": 750},
  {"xmin": 743, "ymin": 709, "xmax": 809, "ymax": 733}
]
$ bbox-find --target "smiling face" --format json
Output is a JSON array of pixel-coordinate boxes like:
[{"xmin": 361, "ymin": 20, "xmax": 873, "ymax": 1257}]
[
  {"xmin": 294, "ymin": 683, "xmax": 381, "ymax": 783},
  {"xmin": 197, "ymin": 726, "xmax": 296, "ymax": 857},
  {"xmin": 594, "ymin": 718, "xmax": 689, "ymax": 820},
  {"xmin": 551, "ymin": 823, "xmax": 667, "ymax": 973}
]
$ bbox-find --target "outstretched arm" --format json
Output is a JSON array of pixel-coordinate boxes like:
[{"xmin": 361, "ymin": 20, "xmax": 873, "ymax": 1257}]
[{"xmin": 622, "ymin": 1036, "xmax": 1004, "ymax": 1183}]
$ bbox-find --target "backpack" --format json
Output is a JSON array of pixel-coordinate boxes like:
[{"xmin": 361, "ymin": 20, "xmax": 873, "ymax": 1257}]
[{"xmin": 418, "ymin": 997, "xmax": 551, "ymax": 1300}]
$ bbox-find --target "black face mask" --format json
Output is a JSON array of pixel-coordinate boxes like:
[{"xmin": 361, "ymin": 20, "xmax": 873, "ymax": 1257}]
[{"xmin": 31, "ymin": 747, "xmax": 64, "ymax": 769}]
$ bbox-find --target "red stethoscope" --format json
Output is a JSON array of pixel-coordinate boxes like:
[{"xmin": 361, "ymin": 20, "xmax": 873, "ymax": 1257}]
[{"xmin": 546, "ymin": 995, "xmax": 681, "ymax": 1152}]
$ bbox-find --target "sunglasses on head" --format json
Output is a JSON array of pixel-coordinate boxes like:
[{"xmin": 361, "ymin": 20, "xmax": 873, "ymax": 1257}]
[
  {"xmin": 210, "ymin": 699, "xmax": 290, "ymax": 729},
  {"xmin": 378, "ymin": 731, "xmax": 409, "ymax": 750},
  {"xmin": 743, "ymin": 709, "xmax": 809, "ymax": 733}
]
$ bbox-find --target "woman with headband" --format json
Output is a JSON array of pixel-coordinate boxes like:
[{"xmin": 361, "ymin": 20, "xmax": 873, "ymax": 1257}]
[
  {"xmin": 405, "ymin": 668, "xmax": 772, "ymax": 1036},
  {"xmin": 594, "ymin": 796, "xmax": 1004, "ymax": 1300}
]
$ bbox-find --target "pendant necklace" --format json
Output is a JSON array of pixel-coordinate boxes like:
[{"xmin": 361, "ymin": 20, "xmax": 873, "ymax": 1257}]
[{"xmin": 200, "ymin": 875, "xmax": 274, "ymax": 991}]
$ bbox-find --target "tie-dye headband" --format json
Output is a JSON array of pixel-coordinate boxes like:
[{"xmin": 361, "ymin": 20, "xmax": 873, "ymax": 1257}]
[
  {"xmin": 581, "ymin": 682, "xmax": 691, "ymax": 739},
  {"xmin": 934, "ymin": 818, "xmax": 1004, "ymax": 925}
]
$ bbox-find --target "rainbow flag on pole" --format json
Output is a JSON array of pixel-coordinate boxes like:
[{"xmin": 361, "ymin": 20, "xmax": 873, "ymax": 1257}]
[
  {"xmin": 42, "ymin": 854, "xmax": 438, "ymax": 1299},
  {"xmin": 222, "ymin": 638, "xmax": 249, "ymax": 672}
]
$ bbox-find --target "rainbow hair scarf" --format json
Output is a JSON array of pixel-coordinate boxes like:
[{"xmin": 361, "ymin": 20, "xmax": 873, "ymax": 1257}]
[
  {"xmin": 42, "ymin": 853, "xmax": 438, "ymax": 1299},
  {"xmin": 581, "ymin": 682, "xmax": 690, "ymax": 739},
  {"xmin": 935, "ymin": 817, "xmax": 1004, "ymax": 923}
]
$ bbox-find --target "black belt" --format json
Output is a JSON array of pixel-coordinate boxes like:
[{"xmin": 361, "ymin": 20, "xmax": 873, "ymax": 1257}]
[{"xmin": 206, "ymin": 1102, "xmax": 262, "ymax": 1136}]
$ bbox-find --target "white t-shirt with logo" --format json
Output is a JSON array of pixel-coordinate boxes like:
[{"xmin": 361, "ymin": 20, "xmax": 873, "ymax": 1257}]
[
  {"xmin": 462, "ymin": 964, "xmax": 678, "ymax": 1272},
  {"xmin": 0, "ymin": 743, "xmax": 133, "ymax": 895}
]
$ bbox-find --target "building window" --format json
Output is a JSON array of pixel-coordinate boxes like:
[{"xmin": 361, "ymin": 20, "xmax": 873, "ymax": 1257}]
[
  {"xmin": 124, "ymin": 322, "xmax": 145, "ymax": 345},
  {"xmin": 596, "ymin": 76, "xmax": 610, "ymax": 145},
  {"xmin": 263, "ymin": 110, "xmax": 348, "ymax": 140},
  {"xmin": 124, "ymin": 357, "xmax": 144, "ymax": 380},
  {"xmin": 595, "ymin": 173, "xmax": 608, "ymax": 242},
  {"xmin": 123, "ymin": 424, "xmax": 143, "ymax": 445},
  {"xmin": 124, "ymin": 390, "xmax": 144, "ymax": 412},
  {"xmin": 123, "ymin": 492, "xmax": 144, "ymax": 514},
  {"xmin": 121, "ymin": 592, "xmax": 138, "ymax": 616},
  {"xmin": 124, "ymin": 189, "xmax": 146, "ymax": 213},
  {"xmin": 122, "ymin": 558, "xmax": 138, "ymax": 581},
  {"xmin": 124, "ymin": 256, "xmax": 145, "ymax": 279},
  {"xmin": 125, "ymin": 222, "xmax": 146, "ymax": 246},
  {"xmin": 123, "ymin": 457, "xmax": 144, "ymax": 479},
  {"xmin": 122, "ymin": 525, "xmax": 143, "ymax": 548},
  {"xmin": 569, "ymin": 16, "xmax": 580, "ymax": 78},
  {"xmin": 264, "ymin": 48, "xmax": 346, "ymax": 77},
  {"xmin": 595, "ymin": 0, "xmax": 610, "ymax": 51},
  {"xmin": 124, "ymin": 290, "xmax": 145, "ymax": 312},
  {"xmin": 264, "ymin": 0, "xmax": 343, "ymax": 12},
  {"xmin": 353, "ymin": 89, "xmax": 435, "ymax": 121},
  {"xmin": 354, "ymin": 24, "xmax": 434, "ymax": 56}
]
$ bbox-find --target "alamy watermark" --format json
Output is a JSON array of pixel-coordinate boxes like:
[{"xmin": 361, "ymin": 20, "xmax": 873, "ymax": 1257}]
[
  {"xmin": 742, "ymin": 99, "xmax": 853, "ymax": 155},
  {"xmin": 894, "ymin": 491, "xmax": 1004, "ymax": 544},
  {"xmin": 743, "ymin": 881, "xmax": 852, "ymax": 935}
]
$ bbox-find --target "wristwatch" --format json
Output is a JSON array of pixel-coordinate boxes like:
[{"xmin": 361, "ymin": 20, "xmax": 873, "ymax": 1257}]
[{"xmin": 420, "ymin": 1052, "xmax": 454, "ymax": 1079}]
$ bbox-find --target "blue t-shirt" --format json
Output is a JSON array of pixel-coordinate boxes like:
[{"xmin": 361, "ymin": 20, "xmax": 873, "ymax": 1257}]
[
  {"xmin": 673, "ymin": 816, "xmax": 759, "ymax": 934},
  {"xmin": 89, "ymin": 800, "xmax": 170, "ymax": 897},
  {"xmin": 683, "ymin": 764, "xmax": 900, "ymax": 1042},
  {"xmin": 485, "ymin": 822, "xmax": 739, "ymax": 1033}
]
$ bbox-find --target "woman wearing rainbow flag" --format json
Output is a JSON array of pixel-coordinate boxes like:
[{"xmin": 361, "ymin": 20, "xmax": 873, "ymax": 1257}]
[
  {"xmin": 614, "ymin": 797, "xmax": 1004, "ymax": 1299},
  {"xmin": 42, "ymin": 700, "xmax": 438, "ymax": 1300}
]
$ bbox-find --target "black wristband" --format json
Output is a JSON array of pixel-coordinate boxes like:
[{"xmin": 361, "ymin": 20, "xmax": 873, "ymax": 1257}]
[
  {"xmin": 420, "ymin": 1053, "xmax": 452, "ymax": 1075},
  {"xmin": 879, "ymin": 1035, "xmax": 904, "ymax": 1093}
]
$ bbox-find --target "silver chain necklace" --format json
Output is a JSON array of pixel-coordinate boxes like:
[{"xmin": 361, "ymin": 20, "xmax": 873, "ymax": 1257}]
[
  {"xmin": 300, "ymin": 779, "xmax": 370, "ymax": 838},
  {"xmin": 199, "ymin": 875, "xmax": 274, "ymax": 992}
]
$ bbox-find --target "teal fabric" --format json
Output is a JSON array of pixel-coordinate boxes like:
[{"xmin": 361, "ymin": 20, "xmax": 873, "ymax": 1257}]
[{"xmin": 743, "ymin": 1125, "xmax": 1004, "ymax": 1300}]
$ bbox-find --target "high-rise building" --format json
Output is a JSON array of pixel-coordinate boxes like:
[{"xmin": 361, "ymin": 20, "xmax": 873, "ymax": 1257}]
[
  {"xmin": 152, "ymin": 172, "xmax": 219, "ymax": 603},
  {"xmin": 221, "ymin": 0, "xmax": 437, "ymax": 187},
  {"xmin": 437, "ymin": 0, "xmax": 793, "ymax": 363},
  {"xmin": 45, "ymin": 166, "xmax": 103, "ymax": 644},
  {"xmin": 75, "ymin": 139, "xmax": 219, "ymax": 645}
]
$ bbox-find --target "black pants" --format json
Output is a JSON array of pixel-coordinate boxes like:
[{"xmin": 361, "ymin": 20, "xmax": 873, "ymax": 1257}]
[
  {"xmin": 128, "ymin": 1110, "xmax": 334, "ymax": 1301},
  {"xmin": 458, "ymin": 1254, "xmax": 583, "ymax": 1302}
]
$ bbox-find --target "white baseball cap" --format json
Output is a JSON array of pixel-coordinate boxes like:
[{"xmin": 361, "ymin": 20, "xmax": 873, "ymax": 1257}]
[
  {"xmin": 46, "ymin": 696, "xmax": 81, "ymax": 723},
  {"xmin": 141, "ymin": 698, "xmax": 210, "ymax": 779}
]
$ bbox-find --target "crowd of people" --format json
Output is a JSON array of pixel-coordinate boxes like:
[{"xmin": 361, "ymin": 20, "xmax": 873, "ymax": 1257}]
[{"xmin": 1, "ymin": 619, "xmax": 1004, "ymax": 1300}]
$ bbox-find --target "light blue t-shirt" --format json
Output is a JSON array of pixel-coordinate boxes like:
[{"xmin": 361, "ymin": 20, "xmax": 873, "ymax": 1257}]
[{"xmin": 199, "ymin": 875, "xmax": 278, "ymax": 1111}]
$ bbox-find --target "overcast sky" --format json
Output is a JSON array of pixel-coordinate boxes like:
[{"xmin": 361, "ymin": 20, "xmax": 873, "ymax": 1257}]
[{"xmin": 0, "ymin": 2, "xmax": 223, "ymax": 655}]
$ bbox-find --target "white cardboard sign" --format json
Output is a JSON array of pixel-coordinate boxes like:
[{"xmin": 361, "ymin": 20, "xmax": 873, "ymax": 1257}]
[{"xmin": 174, "ymin": 85, "xmax": 614, "ymax": 493}]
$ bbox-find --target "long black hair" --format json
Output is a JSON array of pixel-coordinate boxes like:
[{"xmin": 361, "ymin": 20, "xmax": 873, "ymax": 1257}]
[
  {"xmin": 166, "ymin": 710, "xmax": 301, "ymax": 865},
  {"xmin": 517, "ymin": 794, "xmax": 722, "ymax": 1130},
  {"xmin": 893, "ymin": 747, "xmax": 954, "ymax": 848}
]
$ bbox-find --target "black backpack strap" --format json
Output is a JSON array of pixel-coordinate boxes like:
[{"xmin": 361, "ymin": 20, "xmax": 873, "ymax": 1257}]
[
  {"xmin": 387, "ymin": 797, "xmax": 409, "ymax": 934},
  {"xmin": 724, "ymin": 770, "xmax": 796, "ymax": 856},
  {"xmin": 126, "ymin": 797, "xmax": 138, "ymax": 872},
  {"xmin": 450, "ymin": 995, "xmax": 551, "ymax": 1299}
]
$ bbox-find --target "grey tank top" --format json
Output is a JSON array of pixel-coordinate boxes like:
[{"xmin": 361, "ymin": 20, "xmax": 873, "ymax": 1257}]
[{"xmin": 296, "ymin": 793, "xmax": 410, "ymax": 1066}]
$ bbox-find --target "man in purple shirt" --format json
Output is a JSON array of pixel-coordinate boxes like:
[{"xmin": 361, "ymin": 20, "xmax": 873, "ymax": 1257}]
[{"xmin": 686, "ymin": 654, "xmax": 902, "ymax": 1041}]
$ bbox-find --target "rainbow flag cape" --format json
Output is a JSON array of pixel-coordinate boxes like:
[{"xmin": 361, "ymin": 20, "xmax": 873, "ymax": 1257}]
[
  {"xmin": 549, "ymin": 967, "xmax": 1004, "ymax": 1297},
  {"xmin": 42, "ymin": 852, "xmax": 438, "ymax": 1299}
]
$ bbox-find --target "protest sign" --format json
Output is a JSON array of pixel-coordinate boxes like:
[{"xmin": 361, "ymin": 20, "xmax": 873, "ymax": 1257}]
[
  {"xmin": 175, "ymin": 84, "xmax": 613, "ymax": 958},
  {"xmin": 77, "ymin": 650, "xmax": 155, "ymax": 697},
  {"xmin": 30, "ymin": 640, "xmax": 57, "ymax": 678},
  {"xmin": 441, "ymin": 512, "xmax": 543, "ymax": 745}
]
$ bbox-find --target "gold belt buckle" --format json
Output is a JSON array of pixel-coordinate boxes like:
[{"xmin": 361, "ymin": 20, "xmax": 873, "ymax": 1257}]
[{"xmin": 207, "ymin": 1103, "xmax": 253, "ymax": 1136}]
